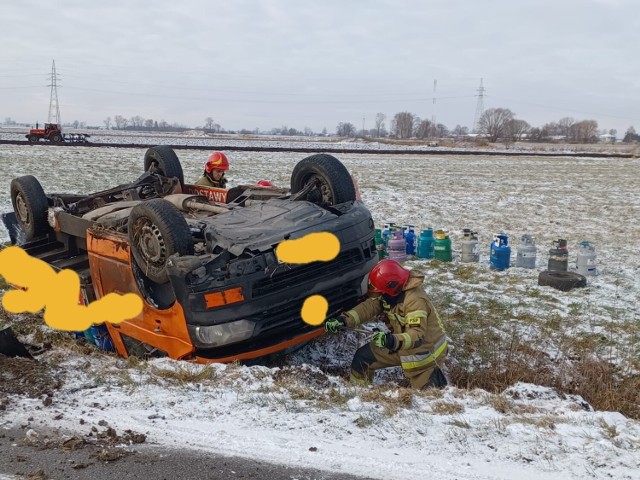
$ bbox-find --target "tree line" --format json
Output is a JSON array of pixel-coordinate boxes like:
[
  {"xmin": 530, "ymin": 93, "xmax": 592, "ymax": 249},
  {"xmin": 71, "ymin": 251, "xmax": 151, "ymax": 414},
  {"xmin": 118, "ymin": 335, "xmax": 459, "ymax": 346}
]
[{"xmin": 90, "ymin": 112, "xmax": 637, "ymax": 144}]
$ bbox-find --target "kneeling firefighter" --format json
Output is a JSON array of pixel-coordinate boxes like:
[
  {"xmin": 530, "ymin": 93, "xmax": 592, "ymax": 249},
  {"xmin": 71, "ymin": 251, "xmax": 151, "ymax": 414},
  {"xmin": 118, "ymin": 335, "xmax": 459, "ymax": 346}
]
[{"xmin": 325, "ymin": 259, "xmax": 448, "ymax": 389}]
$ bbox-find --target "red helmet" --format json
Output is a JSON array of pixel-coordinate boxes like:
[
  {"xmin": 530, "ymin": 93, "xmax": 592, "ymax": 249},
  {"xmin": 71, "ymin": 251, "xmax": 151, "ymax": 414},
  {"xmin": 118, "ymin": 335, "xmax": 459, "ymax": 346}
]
[
  {"xmin": 205, "ymin": 152, "xmax": 229, "ymax": 172},
  {"xmin": 368, "ymin": 259, "xmax": 410, "ymax": 296},
  {"xmin": 256, "ymin": 180, "xmax": 274, "ymax": 187}
]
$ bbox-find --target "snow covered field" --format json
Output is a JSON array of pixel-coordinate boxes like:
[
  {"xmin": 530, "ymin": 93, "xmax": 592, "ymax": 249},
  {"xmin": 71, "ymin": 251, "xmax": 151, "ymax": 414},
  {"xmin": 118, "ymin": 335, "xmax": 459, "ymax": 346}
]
[{"xmin": 1, "ymin": 144, "xmax": 639, "ymax": 479}]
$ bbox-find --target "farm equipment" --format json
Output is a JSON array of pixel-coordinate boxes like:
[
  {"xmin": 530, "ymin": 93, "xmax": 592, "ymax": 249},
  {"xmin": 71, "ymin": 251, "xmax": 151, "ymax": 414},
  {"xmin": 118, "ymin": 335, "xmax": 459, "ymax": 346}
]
[{"xmin": 26, "ymin": 123, "xmax": 90, "ymax": 144}]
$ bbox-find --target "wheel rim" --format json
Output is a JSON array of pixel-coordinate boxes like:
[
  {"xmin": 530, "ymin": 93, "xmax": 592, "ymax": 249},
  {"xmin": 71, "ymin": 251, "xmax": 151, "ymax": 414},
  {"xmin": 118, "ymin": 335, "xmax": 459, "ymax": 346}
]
[
  {"xmin": 306, "ymin": 174, "xmax": 334, "ymax": 205},
  {"xmin": 133, "ymin": 218, "xmax": 167, "ymax": 268},
  {"xmin": 15, "ymin": 193, "xmax": 31, "ymax": 226}
]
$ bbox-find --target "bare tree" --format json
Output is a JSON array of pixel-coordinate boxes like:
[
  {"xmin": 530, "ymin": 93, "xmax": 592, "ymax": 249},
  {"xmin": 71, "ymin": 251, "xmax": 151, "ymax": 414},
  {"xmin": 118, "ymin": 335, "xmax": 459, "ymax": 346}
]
[
  {"xmin": 505, "ymin": 119, "xmax": 530, "ymax": 142},
  {"xmin": 130, "ymin": 116, "xmax": 145, "ymax": 128},
  {"xmin": 144, "ymin": 119, "xmax": 154, "ymax": 128},
  {"xmin": 569, "ymin": 120, "xmax": 599, "ymax": 143},
  {"xmin": 452, "ymin": 125, "xmax": 469, "ymax": 137},
  {"xmin": 557, "ymin": 117, "xmax": 575, "ymax": 138},
  {"xmin": 415, "ymin": 119, "xmax": 432, "ymax": 139},
  {"xmin": 623, "ymin": 126, "xmax": 637, "ymax": 143},
  {"xmin": 114, "ymin": 115, "xmax": 128, "ymax": 130},
  {"xmin": 477, "ymin": 108, "xmax": 515, "ymax": 142},
  {"xmin": 158, "ymin": 119, "xmax": 168, "ymax": 130},
  {"xmin": 336, "ymin": 122, "xmax": 356, "ymax": 137},
  {"xmin": 303, "ymin": 127, "xmax": 314, "ymax": 136},
  {"xmin": 375, "ymin": 113, "xmax": 386, "ymax": 138},
  {"xmin": 391, "ymin": 111, "xmax": 415, "ymax": 139},
  {"xmin": 436, "ymin": 123, "xmax": 450, "ymax": 138},
  {"xmin": 103, "ymin": 116, "xmax": 112, "ymax": 130},
  {"xmin": 204, "ymin": 117, "xmax": 215, "ymax": 130}
]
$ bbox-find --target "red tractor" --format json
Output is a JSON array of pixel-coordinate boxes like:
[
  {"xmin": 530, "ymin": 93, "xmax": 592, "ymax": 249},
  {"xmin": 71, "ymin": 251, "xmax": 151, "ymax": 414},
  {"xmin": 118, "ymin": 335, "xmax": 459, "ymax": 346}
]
[{"xmin": 26, "ymin": 123, "xmax": 64, "ymax": 144}]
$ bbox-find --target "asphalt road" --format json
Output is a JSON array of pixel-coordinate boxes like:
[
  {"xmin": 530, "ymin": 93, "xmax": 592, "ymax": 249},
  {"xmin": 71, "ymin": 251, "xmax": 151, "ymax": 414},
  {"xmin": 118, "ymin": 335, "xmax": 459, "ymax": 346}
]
[{"xmin": 0, "ymin": 427, "xmax": 374, "ymax": 480}]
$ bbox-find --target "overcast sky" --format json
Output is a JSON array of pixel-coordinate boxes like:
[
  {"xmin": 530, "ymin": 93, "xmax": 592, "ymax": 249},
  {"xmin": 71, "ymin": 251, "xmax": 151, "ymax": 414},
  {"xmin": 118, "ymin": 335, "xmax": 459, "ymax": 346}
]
[{"xmin": 1, "ymin": 0, "xmax": 638, "ymax": 134}]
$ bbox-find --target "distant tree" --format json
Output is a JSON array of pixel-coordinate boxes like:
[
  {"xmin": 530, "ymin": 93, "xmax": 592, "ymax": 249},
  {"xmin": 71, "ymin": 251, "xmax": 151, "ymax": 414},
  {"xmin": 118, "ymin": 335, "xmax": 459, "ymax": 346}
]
[
  {"xmin": 71, "ymin": 120, "xmax": 80, "ymax": 129},
  {"xmin": 557, "ymin": 117, "xmax": 575, "ymax": 137},
  {"xmin": 569, "ymin": 120, "xmax": 599, "ymax": 143},
  {"xmin": 158, "ymin": 119, "xmax": 168, "ymax": 130},
  {"xmin": 287, "ymin": 128, "xmax": 298, "ymax": 136},
  {"xmin": 391, "ymin": 111, "xmax": 415, "ymax": 139},
  {"xmin": 415, "ymin": 119, "xmax": 432, "ymax": 139},
  {"xmin": 477, "ymin": 108, "xmax": 515, "ymax": 142},
  {"xmin": 322, "ymin": 127, "xmax": 327, "ymax": 136},
  {"xmin": 204, "ymin": 117, "xmax": 215, "ymax": 130},
  {"xmin": 103, "ymin": 116, "xmax": 112, "ymax": 130},
  {"xmin": 608, "ymin": 129, "xmax": 617, "ymax": 143},
  {"xmin": 114, "ymin": 115, "xmax": 128, "ymax": 130},
  {"xmin": 130, "ymin": 116, "xmax": 145, "ymax": 128},
  {"xmin": 303, "ymin": 127, "xmax": 314, "ymax": 136},
  {"xmin": 336, "ymin": 122, "xmax": 356, "ymax": 137},
  {"xmin": 436, "ymin": 123, "xmax": 450, "ymax": 138},
  {"xmin": 505, "ymin": 119, "xmax": 530, "ymax": 142},
  {"xmin": 452, "ymin": 125, "xmax": 469, "ymax": 137},
  {"xmin": 375, "ymin": 113, "xmax": 386, "ymax": 138},
  {"xmin": 144, "ymin": 119, "xmax": 154, "ymax": 128},
  {"xmin": 623, "ymin": 126, "xmax": 637, "ymax": 143}
]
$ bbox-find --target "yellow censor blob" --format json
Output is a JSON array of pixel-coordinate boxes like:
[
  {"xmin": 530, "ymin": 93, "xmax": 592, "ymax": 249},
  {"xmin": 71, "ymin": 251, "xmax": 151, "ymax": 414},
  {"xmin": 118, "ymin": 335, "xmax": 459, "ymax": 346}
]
[
  {"xmin": 275, "ymin": 232, "xmax": 340, "ymax": 263},
  {"xmin": 301, "ymin": 295, "xmax": 329, "ymax": 326},
  {"xmin": 275, "ymin": 232, "xmax": 341, "ymax": 326},
  {"xmin": 0, "ymin": 246, "xmax": 143, "ymax": 331}
]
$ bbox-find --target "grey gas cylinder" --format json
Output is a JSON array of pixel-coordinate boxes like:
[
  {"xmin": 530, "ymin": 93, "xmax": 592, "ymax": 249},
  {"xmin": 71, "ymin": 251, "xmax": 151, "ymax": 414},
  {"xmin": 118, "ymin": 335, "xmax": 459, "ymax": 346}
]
[
  {"xmin": 548, "ymin": 238, "xmax": 569, "ymax": 272},
  {"xmin": 576, "ymin": 241, "xmax": 597, "ymax": 276},
  {"xmin": 516, "ymin": 234, "xmax": 537, "ymax": 269},
  {"xmin": 460, "ymin": 229, "xmax": 479, "ymax": 262}
]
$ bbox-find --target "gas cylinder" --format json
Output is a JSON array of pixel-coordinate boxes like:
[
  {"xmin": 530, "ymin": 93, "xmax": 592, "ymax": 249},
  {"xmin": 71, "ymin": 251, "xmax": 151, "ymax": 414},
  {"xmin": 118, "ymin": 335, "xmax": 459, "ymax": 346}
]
[
  {"xmin": 460, "ymin": 229, "xmax": 479, "ymax": 263},
  {"xmin": 387, "ymin": 228, "xmax": 407, "ymax": 260},
  {"xmin": 417, "ymin": 228, "xmax": 435, "ymax": 259},
  {"xmin": 548, "ymin": 238, "xmax": 569, "ymax": 272},
  {"xmin": 434, "ymin": 230, "xmax": 452, "ymax": 262},
  {"xmin": 576, "ymin": 241, "xmax": 597, "ymax": 276},
  {"xmin": 403, "ymin": 225, "xmax": 416, "ymax": 256},
  {"xmin": 382, "ymin": 222, "xmax": 395, "ymax": 251},
  {"xmin": 374, "ymin": 228, "xmax": 386, "ymax": 260},
  {"xmin": 515, "ymin": 234, "xmax": 537, "ymax": 269},
  {"xmin": 490, "ymin": 233, "xmax": 511, "ymax": 270}
]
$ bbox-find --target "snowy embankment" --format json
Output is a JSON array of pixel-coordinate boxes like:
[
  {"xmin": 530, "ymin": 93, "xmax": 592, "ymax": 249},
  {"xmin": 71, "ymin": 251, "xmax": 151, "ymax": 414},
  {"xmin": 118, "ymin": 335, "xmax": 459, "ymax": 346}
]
[{"xmin": 1, "ymin": 145, "xmax": 639, "ymax": 479}]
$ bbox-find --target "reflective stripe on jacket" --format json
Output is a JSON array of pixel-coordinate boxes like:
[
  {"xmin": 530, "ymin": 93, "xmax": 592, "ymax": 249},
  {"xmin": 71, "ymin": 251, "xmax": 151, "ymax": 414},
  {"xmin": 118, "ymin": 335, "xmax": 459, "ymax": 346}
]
[{"xmin": 343, "ymin": 272, "xmax": 447, "ymax": 360}]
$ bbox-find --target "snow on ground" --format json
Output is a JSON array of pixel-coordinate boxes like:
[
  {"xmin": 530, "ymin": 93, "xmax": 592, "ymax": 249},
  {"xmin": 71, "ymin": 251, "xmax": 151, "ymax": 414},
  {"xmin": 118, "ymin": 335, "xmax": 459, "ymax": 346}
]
[{"xmin": 1, "ymin": 144, "xmax": 639, "ymax": 479}]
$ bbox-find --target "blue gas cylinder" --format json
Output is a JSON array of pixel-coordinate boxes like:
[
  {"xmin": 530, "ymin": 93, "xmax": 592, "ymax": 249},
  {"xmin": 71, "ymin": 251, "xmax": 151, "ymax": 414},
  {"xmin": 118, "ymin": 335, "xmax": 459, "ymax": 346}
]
[
  {"xmin": 417, "ymin": 228, "xmax": 434, "ymax": 259},
  {"xmin": 404, "ymin": 225, "xmax": 416, "ymax": 255},
  {"xmin": 490, "ymin": 233, "xmax": 511, "ymax": 271}
]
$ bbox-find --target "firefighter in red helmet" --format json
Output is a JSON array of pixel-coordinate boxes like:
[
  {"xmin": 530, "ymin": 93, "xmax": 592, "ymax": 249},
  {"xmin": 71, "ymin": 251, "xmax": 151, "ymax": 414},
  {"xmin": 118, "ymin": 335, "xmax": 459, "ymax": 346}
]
[
  {"xmin": 195, "ymin": 152, "xmax": 229, "ymax": 188},
  {"xmin": 324, "ymin": 259, "xmax": 448, "ymax": 389}
]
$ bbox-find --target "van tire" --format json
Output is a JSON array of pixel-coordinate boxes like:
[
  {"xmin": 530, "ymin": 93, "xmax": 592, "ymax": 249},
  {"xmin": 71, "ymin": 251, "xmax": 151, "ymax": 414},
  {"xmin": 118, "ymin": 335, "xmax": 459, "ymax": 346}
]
[{"xmin": 128, "ymin": 199, "xmax": 194, "ymax": 284}]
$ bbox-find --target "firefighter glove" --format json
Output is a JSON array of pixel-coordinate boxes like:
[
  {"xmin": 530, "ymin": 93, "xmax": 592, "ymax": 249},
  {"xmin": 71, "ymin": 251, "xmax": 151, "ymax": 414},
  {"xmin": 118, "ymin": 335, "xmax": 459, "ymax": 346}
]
[
  {"xmin": 324, "ymin": 317, "xmax": 346, "ymax": 334},
  {"xmin": 373, "ymin": 331, "xmax": 398, "ymax": 351}
]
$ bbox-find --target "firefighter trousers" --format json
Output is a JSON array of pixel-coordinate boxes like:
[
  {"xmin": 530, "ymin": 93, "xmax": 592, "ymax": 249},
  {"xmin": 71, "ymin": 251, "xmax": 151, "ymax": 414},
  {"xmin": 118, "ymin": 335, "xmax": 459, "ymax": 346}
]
[{"xmin": 350, "ymin": 342, "xmax": 447, "ymax": 389}]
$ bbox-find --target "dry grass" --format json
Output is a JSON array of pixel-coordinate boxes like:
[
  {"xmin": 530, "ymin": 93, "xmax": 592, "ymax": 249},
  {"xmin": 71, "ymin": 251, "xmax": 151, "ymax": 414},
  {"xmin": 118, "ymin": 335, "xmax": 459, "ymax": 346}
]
[
  {"xmin": 150, "ymin": 364, "xmax": 217, "ymax": 386},
  {"xmin": 443, "ymin": 291, "xmax": 640, "ymax": 420},
  {"xmin": 360, "ymin": 386, "xmax": 414, "ymax": 415},
  {"xmin": 431, "ymin": 400, "xmax": 465, "ymax": 415}
]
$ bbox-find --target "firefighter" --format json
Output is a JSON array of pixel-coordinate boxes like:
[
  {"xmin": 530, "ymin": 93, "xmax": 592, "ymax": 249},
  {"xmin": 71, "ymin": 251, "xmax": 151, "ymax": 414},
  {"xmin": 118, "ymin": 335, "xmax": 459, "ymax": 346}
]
[
  {"xmin": 195, "ymin": 151, "xmax": 229, "ymax": 188},
  {"xmin": 324, "ymin": 259, "xmax": 448, "ymax": 389}
]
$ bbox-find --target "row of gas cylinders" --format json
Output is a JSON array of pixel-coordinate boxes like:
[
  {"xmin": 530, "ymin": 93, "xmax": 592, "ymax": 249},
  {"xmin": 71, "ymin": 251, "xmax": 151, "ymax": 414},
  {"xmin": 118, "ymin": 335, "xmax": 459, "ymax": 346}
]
[{"xmin": 375, "ymin": 225, "xmax": 597, "ymax": 275}]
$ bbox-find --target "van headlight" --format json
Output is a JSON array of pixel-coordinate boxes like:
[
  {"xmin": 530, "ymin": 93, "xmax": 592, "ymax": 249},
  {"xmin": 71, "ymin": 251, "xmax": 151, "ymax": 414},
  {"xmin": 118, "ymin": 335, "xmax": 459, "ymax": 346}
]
[{"xmin": 194, "ymin": 320, "xmax": 256, "ymax": 347}]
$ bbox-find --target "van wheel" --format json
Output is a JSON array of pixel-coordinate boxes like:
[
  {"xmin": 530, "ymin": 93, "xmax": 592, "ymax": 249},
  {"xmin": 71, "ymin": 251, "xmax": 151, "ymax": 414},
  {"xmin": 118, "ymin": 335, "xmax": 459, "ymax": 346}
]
[
  {"xmin": 538, "ymin": 270, "xmax": 587, "ymax": 292},
  {"xmin": 143, "ymin": 145, "xmax": 184, "ymax": 187},
  {"xmin": 10, "ymin": 175, "xmax": 49, "ymax": 240},
  {"xmin": 290, "ymin": 154, "xmax": 355, "ymax": 207},
  {"xmin": 128, "ymin": 199, "xmax": 194, "ymax": 284}
]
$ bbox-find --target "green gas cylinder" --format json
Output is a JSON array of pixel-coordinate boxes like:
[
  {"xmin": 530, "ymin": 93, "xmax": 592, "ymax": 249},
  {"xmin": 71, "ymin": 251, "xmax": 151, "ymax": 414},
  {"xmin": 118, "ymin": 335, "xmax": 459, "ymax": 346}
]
[
  {"xmin": 374, "ymin": 228, "xmax": 386, "ymax": 260},
  {"xmin": 434, "ymin": 230, "xmax": 452, "ymax": 262}
]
